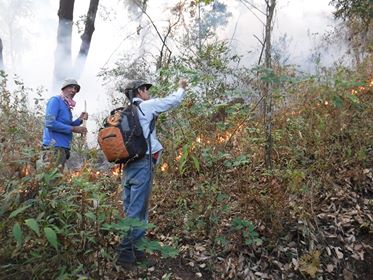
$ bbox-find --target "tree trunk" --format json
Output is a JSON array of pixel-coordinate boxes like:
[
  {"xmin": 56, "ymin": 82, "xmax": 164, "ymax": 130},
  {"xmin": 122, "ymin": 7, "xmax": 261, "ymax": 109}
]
[
  {"xmin": 0, "ymin": 37, "xmax": 4, "ymax": 71},
  {"xmin": 73, "ymin": 0, "xmax": 100, "ymax": 78},
  {"xmin": 53, "ymin": 0, "xmax": 75, "ymax": 90},
  {"xmin": 264, "ymin": 0, "xmax": 276, "ymax": 169}
]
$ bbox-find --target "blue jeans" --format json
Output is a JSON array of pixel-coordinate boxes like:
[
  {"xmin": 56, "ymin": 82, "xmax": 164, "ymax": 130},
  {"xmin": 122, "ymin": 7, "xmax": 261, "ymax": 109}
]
[{"xmin": 120, "ymin": 156, "xmax": 154, "ymax": 251}]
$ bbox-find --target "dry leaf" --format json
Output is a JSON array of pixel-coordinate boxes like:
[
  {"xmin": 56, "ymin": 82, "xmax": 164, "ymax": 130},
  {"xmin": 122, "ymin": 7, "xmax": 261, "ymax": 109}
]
[
  {"xmin": 292, "ymin": 258, "xmax": 299, "ymax": 270},
  {"xmin": 335, "ymin": 247, "xmax": 344, "ymax": 259},
  {"xmin": 343, "ymin": 268, "xmax": 353, "ymax": 280},
  {"xmin": 195, "ymin": 244, "xmax": 206, "ymax": 251},
  {"xmin": 326, "ymin": 264, "xmax": 334, "ymax": 273},
  {"xmin": 299, "ymin": 250, "xmax": 320, "ymax": 278},
  {"xmin": 199, "ymin": 263, "xmax": 206, "ymax": 268}
]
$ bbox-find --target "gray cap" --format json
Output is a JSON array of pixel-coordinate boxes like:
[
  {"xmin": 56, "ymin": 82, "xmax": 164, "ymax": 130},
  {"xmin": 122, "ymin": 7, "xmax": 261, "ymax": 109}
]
[
  {"xmin": 61, "ymin": 78, "xmax": 80, "ymax": 92},
  {"xmin": 122, "ymin": 80, "xmax": 152, "ymax": 99},
  {"xmin": 125, "ymin": 80, "xmax": 152, "ymax": 91}
]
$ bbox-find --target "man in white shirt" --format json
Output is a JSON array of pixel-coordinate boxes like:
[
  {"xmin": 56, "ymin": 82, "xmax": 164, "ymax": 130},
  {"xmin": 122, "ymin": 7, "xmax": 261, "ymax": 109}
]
[{"xmin": 117, "ymin": 79, "xmax": 188, "ymax": 266}]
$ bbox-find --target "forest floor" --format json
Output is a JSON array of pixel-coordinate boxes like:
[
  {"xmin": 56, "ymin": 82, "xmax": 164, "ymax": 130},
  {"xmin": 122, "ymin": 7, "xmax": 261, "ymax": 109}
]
[{"xmin": 108, "ymin": 166, "xmax": 373, "ymax": 280}]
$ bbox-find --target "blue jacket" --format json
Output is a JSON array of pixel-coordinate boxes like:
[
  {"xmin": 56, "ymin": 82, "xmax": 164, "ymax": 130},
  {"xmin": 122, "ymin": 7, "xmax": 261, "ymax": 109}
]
[{"xmin": 42, "ymin": 96, "xmax": 82, "ymax": 149}]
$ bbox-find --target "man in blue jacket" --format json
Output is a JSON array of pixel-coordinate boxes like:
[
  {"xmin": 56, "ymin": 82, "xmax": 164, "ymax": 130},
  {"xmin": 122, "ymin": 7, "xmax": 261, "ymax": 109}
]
[
  {"xmin": 117, "ymin": 79, "xmax": 187, "ymax": 266},
  {"xmin": 41, "ymin": 78, "xmax": 88, "ymax": 170}
]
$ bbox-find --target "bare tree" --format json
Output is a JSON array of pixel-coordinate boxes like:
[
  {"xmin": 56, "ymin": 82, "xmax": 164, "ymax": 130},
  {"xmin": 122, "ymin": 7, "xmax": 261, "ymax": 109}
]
[
  {"xmin": 329, "ymin": 0, "xmax": 372, "ymax": 67},
  {"xmin": 0, "ymin": 37, "xmax": 4, "ymax": 71},
  {"xmin": 263, "ymin": 0, "xmax": 276, "ymax": 169},
  {"xmin": 73, "ymin": 0, "xmax": 100, "ymax": 77},
  {"xmin": 133, "ymin": 1, "xmax": 182, "ymax": 70},
  {"xmin": 53, "ymin": 0, "xmax": 100, "ymax": 89},
  {"xmin": 53, "ymin": 0, "xmax": 75, "ymax": 89},
  {"xmin": 240, "ymin": 0, "xmax": 276, "ymax": 168},
  {"xmin": 0, "ymin": 0, "xmax": 33, "ymax": 72}
]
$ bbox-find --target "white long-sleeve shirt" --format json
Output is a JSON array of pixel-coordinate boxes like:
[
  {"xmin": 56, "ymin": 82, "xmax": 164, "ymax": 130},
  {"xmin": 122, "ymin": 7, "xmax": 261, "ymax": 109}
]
[{"xmin": 133, "ymin": 87, "xmax": 185, "ymax": 154}]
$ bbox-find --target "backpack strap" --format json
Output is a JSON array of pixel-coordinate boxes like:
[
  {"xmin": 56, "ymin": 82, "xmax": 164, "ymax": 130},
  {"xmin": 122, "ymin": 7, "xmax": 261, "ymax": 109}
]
[
  {"xmin": 133, "ymin": 100, "xmax": 145, "ymax": 116},
  {"xmin": 132, "ymin": 100, "xmax": 157, "ymax": 167}
]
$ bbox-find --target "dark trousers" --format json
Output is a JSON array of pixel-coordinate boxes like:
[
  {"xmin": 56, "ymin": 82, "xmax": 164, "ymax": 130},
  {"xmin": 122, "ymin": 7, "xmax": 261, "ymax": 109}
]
[{"xmin": 39, "ymin": 146, "xmax": 70, "ymax": 171}]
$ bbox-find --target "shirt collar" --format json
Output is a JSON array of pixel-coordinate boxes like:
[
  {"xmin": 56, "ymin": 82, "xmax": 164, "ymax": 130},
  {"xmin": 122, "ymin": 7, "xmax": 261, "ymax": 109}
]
[{"xmin": 132, "ymin": 97, "xmax": 143, "ymax": 103}]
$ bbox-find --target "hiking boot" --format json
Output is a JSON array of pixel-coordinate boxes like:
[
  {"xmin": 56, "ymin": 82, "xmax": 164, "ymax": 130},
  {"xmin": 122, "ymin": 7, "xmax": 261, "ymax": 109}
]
[
  {"xmin": 117, "ymin": 248, "xmax": 136, "ymax": 267},
  {"xmin": 135, "ymin": 251, "xmax": 157, "ymax": 267},
  {"xmin": 134, "ymin": 249, "xmax": 146, "ymax": 261},
  {"xmin": 139, "ymin": 257, "xmax": 157, "ymax": 267}
]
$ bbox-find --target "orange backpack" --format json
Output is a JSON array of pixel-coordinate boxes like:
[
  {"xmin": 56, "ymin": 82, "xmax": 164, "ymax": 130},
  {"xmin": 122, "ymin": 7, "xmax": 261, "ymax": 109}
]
[{"xmin": 98, "ymin": 104, "xmax": 147, "ymax": 164}]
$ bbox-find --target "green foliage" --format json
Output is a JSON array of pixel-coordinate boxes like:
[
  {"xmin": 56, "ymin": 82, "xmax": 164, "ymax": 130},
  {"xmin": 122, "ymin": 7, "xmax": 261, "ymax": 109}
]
[
  {"xmin": 231, "ymin": 218, "xmax": 262, "ymax": 246},
  {"xmin": 12, "ymin": 222, "xmax": 23, "ymax": 246},
  {"xmin": 25, "ymin": 218, "xmax": 40, "ymax": 236},
  {"xmin": 224, "ymin": 154, "xmax": 251, "ymax": 168},
  {"xmin": 44, "ymin": 227, "xmax": 58, "ymax": 251},
  {"xmin": 0, "ymin": 75, "xmax": 44, "ymax": 181},
  {"xmin": 2, "ymin": 22, "xmax": 373, "ymax": 279},
  {"xmin": 9, "ymin": 205, "xmax": 32, "ymax": 218},
  {"xmin": 330, "ymin": 0, "xmax": 372, "ymax": 25},
  {"xmin": 1, "ymin": 164, "xmax": 177, "ymax": 277},
  {"xmin": 137, "ymin": 238, "xmax": 178, "ymax": 258},
  {"xmin": 102, "ymin": 217, "xmax": 153, "ymax": 233}
]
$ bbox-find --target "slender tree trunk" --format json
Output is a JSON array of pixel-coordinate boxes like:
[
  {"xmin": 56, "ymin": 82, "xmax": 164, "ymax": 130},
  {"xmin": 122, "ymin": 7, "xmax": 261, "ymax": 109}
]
[
  {"xmin": 264, "ymin": 0, "xmax": 276, "ymax": 169},
  {"xmin": 136, "ymin": 2, "xmax": 178, "ymax": 70},
  {"xmin": 53, "ymin": 0, "xmax": 75, "ymax": 91},
  {"xmin": 73, "ymin": 0, "xmax": 100, "ymax": 78},
  {"xmin": 198, "ymin": 2, "xmax": 202, "ymax": 51},
  {"xmin": 0, "ymin": 37, "xmax": 4, "ymax": 71}
]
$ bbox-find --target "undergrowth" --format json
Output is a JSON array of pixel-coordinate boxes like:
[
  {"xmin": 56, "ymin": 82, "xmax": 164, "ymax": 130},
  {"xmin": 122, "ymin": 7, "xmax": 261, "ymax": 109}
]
[{"xmin": 0, "ymin": 65, "xmax": 372, "ymax": 279}]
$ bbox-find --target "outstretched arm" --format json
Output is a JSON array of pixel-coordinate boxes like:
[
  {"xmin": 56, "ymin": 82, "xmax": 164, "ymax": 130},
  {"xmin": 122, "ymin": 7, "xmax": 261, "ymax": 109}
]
[{"xmin": 147, "ymin": 79, "xmax": 188, "ymax": 114}]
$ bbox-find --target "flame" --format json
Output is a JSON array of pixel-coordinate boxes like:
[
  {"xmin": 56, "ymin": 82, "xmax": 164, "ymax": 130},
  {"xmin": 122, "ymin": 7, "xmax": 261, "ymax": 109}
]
[
  {"xmin": 217, "ymin": 132, "xmax": 232, "ymax": 143},
  {"xmin": 175, "ymin": 149, "xmax": 183, "ymax": 161},
  {"xmin": 350, "ymin": 79, "xmax": 372, "ymax": 95},
  {"xmin": 324, "ymin": 101, "xmax": 329, "ymax": 106},
  {"xmin": 161, "ymin": 163, "xmax": 168, "ymax": 172},
  {"xmin": 195, "ymin": 135, "xmax": 210, "ymax": 145},
  {"xmin": 71, "ymin": 171, "xmax": 81, "ymax": 177},
  {"xmin": 112, "ymin": 166, "xmax": 121, "ymax": 176},
  {"xmin": 20, "ymin": 164, "xmax": 31, "ymax": 177}
]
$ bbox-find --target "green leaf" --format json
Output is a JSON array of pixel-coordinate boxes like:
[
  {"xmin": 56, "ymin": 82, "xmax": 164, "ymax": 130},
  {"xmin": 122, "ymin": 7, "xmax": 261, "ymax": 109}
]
[
  {"xmin": 102, "ymin": 217, "xmax": 151, "ymax": 233},
  {"xmin": 9, "ymin": 205, "xmax": 31, "ymax": 218},
  {"xmin": 160, "ymin": 245, "xmax": 178, "ymax": 258},
  {"xmin": 25, "ymin": 218, "xmax": 40, "ymax": 236},
  {"xmin": 331, "ymin": 95, "xmax": 343, "ymax": 108},
  {"xmin": 85, "ymin": 212, "xmax": 96, "ymax": 221},
  {"xmin": 44, "ymin": 227, "xmax": 58, "ymax": 251},
  {"xmin": 191, "ymin": 155, "xmax": 200, "ymax": 172},
  {"xmin": 12, "ymin": 223, "xmax": 23, "ymax": 245},
  {"xmin": 346, "ymin": 93, "xmax": 360, "ymax": 104},
  {"xmin": 179, "ymin": 144, "xmax": 190, "ymax": 175}
]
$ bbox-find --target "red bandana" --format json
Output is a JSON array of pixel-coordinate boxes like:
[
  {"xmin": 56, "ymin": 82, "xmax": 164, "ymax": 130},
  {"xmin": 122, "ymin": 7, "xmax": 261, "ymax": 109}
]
[{"xmin": 60, "ymin": 94, "xmax": 76, "ymax": 109}]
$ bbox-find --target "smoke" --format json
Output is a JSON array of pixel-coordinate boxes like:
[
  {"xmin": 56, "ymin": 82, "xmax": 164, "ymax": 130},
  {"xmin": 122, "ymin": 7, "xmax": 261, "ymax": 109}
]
[
  {"xmin": 222, "ymin": 0, "xmax": 338, "ymax": 71},
  {"xmin": 198, "ymin": 1, "xmax": 232, "ymax": 37},
  {"xmin": 122, "ymin": 0, "xmax": 146, "ymax": 19},
  {"xmin": 0, "ymin": 0, "xmax": 342, "ymax": 146}
]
